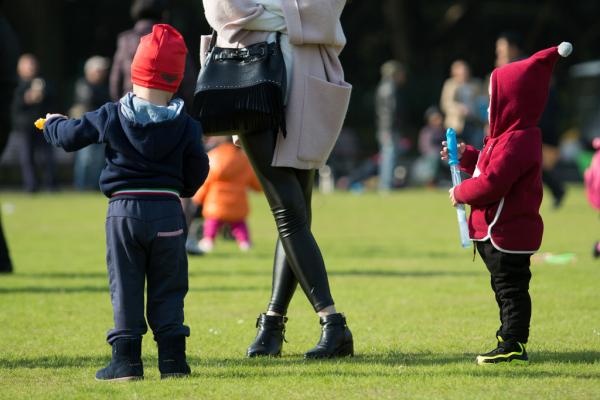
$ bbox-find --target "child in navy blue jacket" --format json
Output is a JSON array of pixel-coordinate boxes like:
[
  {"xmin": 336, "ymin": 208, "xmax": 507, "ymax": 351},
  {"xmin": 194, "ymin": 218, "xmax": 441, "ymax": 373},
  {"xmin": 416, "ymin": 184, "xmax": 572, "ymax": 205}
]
[{"xmin": 42, "ymin": 24, "xmax": 209, "ymax": 381}]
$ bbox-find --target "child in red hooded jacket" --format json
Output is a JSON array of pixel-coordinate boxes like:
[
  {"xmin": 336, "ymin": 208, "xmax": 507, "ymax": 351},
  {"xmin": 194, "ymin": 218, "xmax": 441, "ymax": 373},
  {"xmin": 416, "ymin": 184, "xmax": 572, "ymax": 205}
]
[{"xmin": 442, "ymin": 42, "xmax": 573, "ymax": 365}]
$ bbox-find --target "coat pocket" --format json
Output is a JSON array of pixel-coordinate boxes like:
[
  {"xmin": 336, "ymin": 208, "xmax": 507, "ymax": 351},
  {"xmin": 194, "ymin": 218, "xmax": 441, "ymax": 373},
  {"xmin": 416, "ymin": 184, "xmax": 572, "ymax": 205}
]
[{"xmin": 297, "ymin": 75, "xmax": 352, "ymax": 163}]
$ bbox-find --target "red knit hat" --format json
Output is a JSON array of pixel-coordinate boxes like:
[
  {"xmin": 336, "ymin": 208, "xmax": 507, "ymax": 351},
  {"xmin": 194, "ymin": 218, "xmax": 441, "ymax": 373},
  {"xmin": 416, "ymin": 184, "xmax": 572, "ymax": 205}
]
[
  {"xmin": 489, "ymin": 42, "xmax": 572, "ymax": 138},
  {"xmin": 131, "ymin": 24, "xmax": 188, "ymax": 93}
]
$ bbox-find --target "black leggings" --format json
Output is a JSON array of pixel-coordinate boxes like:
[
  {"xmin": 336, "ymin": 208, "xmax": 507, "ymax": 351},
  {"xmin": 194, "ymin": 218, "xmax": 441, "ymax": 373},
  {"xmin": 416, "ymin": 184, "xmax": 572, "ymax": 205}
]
[{"xmin": 239, "ymin": 129, "xmax": 334, "ymax": 313}]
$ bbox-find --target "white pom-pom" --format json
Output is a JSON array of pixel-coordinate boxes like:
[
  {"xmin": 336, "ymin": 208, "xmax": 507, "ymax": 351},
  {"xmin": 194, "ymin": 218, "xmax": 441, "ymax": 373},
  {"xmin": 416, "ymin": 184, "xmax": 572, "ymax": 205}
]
[{"xmin": 558, "ymin": 42, "xmax": 573, "ymax": 57}]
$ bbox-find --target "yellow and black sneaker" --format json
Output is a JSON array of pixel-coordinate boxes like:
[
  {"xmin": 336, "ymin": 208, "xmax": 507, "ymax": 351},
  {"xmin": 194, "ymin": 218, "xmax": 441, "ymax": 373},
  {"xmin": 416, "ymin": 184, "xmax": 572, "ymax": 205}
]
[{"xmin": 476, "ymin": 336, "xmax": 528, "ymax": 365}]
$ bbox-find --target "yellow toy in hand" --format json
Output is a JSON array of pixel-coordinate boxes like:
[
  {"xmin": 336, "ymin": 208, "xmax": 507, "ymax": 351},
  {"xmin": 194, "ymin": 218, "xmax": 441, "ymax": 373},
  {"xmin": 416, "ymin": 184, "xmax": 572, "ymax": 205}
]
[
  {"xmin": 35, "ymin": 114, "xmax": 68, "ymax": 130},
  {"xmin": 34, "ymin": 118, "xmax": 46, "ymax": 130}
]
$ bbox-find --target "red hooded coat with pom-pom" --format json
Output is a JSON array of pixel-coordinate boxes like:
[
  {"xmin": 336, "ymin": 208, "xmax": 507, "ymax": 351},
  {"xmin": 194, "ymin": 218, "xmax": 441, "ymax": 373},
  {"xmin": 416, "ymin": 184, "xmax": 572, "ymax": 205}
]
[{"xmin": 453, "ymin": 45, "xmax": 568, "ymax": 253}]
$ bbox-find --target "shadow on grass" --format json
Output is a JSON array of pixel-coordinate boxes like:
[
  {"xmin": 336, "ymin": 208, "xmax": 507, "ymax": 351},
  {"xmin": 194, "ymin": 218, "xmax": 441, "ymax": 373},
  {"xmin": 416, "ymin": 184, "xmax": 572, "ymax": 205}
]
[
  {"xmin": 331, "ymin": 248, "xmax": 464, "ymax": 260},
  {"xmin": 188, "ymin": 269, "xmax": 270, "ymax": 278},
  {"xmin": 16, "ymin": 270, "xmax": 269, "ymax": 280},
  {"xmin": 0, "ymin": 285, "xmax": 108, "ymax": 294},
  {"xmin": 352, "ymin": 350, "xmax": 600, "ymax": 367},
  {"xmin": 3, "ymin": 351, "xmax": 599, "ymax": 380},
  {"xmin": 192, "ymin": 351, "xmax": 600, "ymax": 379},
  {"xmin": 188, "ymin": 269, "xmax": 480, "ymax": 279},
  {"xmin": 0, "ymin": 355, "xmax": 110, "ymax": 369},
  {"xmin": 0, "ymin": 285, "xmax": 268, "ymax": 295},
  {"xmin": 329, "ymin": 270, "xmax": 480, "ymax": 278},
  {"xmin": 18, "ymin": 272, "xmax": 107, "ymax": 280},
  {"xmin": 15, "ymin": 268, "xmax": 480, "ymax": 280}
]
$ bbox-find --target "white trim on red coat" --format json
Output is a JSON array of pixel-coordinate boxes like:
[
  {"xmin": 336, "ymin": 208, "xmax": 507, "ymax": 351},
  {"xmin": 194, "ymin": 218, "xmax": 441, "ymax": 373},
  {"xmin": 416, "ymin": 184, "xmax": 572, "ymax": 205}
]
[{"xmin": 476, "ymin": 197, "xmax": 538, "ymax": 254}]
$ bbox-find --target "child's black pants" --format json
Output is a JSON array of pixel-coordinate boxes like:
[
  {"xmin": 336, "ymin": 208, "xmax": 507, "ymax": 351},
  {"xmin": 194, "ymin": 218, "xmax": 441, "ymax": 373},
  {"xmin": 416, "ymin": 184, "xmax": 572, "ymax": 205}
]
[
  {"xmin": 105, "ymin": 198, "xmax": 189, "ymax": 344},
  {"xmin": 476, "ymin": 240, "xmax": 532, "ymax": 343}
]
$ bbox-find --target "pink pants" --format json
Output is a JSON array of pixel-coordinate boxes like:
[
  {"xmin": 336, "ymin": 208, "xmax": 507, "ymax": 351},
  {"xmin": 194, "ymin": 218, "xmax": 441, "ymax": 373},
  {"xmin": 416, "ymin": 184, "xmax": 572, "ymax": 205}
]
[{"xmin": 203, "ymin": 218, "xmax": 250, "ymax": 244}]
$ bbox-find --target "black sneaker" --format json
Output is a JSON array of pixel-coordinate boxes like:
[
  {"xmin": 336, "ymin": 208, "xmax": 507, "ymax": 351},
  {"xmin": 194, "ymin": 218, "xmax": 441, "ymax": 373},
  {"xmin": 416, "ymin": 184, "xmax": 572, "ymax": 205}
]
[
  {"xmin": 476, "ymin": 336, "xmax": 528, "ymax": 365},
  {"xmin": 593, "ymin": 241, "xmax": 600, "ymax": 259}
]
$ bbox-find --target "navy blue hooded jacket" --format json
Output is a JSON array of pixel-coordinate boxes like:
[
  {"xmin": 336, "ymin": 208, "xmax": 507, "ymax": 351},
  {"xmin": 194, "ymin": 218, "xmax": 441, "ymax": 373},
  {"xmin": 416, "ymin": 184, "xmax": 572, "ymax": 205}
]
[{"xmin": 43, "ymin": 102, "xmax": 209, "ymax": 198}]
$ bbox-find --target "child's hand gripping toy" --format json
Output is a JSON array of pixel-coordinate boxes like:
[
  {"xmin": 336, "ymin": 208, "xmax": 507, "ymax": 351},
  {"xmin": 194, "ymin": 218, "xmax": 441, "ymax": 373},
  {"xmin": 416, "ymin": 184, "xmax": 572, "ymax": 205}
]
[
  {"xmin": 446, "ymin": 128, "xmax": 471, "ymax": 248},
  {"xmin": 34, "ymin": 114, "xmax": 67, "ymax": 131}
]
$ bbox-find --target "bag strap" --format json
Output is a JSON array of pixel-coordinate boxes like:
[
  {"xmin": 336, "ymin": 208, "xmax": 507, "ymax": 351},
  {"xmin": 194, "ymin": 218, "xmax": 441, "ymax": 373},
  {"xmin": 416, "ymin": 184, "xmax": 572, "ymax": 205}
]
[{"xmin": 208, "ymin": 30, "xmax": 217, "ymax": 54}]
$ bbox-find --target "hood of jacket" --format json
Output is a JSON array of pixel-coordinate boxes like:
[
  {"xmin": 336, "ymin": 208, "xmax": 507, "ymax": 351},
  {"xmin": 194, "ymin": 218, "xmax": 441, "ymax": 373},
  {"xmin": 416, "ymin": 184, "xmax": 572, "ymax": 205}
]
[
  {"xmin": 117, "ymin": 93, "xmax": 188, "ymax": 161},
  {"xmin": 489, "ymin": 45, "xmax": 565, "ymax": 139},
  {"xmin": 208, "ymin": 142, "xmax": 250, "ymax": 182}
]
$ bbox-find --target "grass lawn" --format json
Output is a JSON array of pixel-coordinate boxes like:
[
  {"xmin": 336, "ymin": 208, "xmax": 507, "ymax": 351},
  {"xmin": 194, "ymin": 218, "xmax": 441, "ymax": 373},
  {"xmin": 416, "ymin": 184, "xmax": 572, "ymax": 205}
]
[{"xmin": 0, "ymin": 187, "xmax": 599, "ymax": 399}]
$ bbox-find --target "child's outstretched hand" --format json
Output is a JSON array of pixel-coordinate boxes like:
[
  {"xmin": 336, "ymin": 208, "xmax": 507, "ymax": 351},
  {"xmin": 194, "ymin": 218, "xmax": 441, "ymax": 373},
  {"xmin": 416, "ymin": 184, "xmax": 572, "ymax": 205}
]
[
  {"xmin": 46, "ymin": 113, "xmax": 67, "ymax": 120},
  {"xmin": 34, "ymin": 113, "xmax": 67, "ymax": 131},
  {"xmin": 449, "ymin": 187, "xmax": 458, "ymax": 206},
  {"xmin": 440, "ymin": 141, "xmax": 466, "ymax": 162}
]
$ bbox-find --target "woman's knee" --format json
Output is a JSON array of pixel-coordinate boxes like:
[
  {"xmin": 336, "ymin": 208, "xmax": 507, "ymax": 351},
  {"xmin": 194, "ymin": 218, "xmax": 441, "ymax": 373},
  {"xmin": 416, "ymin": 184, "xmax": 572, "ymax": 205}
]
[{"xmin": 271, "ymin": 202, "xmax": 308, "ymax": 238}]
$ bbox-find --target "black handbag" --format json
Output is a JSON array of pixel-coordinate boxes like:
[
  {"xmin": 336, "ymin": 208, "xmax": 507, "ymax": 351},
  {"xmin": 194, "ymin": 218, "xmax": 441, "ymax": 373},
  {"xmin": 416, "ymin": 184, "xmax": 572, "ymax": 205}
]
[{"xmin": 192, "ymin": 31, "xmax": 287, "ymax": 136}]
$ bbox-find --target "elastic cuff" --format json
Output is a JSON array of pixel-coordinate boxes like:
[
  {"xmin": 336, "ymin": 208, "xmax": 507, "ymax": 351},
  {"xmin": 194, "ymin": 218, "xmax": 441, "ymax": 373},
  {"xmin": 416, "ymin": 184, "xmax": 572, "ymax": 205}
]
[{"xmin": 497, "ymin": 331, "xmax": 528, "ymax": 344}]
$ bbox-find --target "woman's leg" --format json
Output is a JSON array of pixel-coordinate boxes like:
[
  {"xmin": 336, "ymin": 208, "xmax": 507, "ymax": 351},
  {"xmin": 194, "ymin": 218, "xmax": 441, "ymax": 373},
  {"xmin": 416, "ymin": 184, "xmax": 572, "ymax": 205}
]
[
  {"xmin": 239, "ymin": 129, "xmax": 334, "ymax": 312},
  {"xmin": 267, "ymin": 240, "xmax": 297, "ymax": 315},
  {"xmin": 266, "ymin": 168, "xmax": 313, "ymax": 315},
  {"xmin": 37, "ymin": 133, "xmax": 58, "ymax": 190},
  {"xmin": 18, "ymin": 130, "xmax": 37, "ymax": 192}
]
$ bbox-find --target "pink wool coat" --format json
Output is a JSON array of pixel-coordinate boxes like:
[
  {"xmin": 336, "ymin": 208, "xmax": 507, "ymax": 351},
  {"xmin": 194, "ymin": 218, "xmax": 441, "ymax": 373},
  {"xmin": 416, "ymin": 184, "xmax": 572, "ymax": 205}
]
[{"xmin": 201, "ymin": 0, "xmax": 352, "ymax": 169}]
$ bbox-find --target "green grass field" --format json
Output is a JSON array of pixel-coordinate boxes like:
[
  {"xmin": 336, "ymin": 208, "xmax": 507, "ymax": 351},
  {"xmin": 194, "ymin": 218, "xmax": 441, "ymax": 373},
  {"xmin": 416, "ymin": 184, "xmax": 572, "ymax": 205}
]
[{"xmin": 1, "ymin": 187, "xmax": 599, "ymax": 399}]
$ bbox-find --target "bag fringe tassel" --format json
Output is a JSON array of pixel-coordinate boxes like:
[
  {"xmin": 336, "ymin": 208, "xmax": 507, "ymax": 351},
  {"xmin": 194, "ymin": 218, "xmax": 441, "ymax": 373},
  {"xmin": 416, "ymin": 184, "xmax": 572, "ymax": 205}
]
[{"xmin": 193, "ymin": 82, "xmax": 286, "ymax": 137}]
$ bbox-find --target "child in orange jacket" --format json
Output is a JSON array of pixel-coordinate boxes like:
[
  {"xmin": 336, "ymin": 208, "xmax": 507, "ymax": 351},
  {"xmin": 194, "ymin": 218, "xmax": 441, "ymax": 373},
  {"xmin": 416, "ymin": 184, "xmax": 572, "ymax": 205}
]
[{"xmin": 193, "ymin": 138, "xmax": 261, "ymax": 252}]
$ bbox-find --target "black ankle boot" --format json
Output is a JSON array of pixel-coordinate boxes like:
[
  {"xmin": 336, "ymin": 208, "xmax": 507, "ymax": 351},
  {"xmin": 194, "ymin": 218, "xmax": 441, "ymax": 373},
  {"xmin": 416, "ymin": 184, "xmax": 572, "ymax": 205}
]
[
  {"xmin": 304, "ymin": 313, "xmax": 353, "ymax": 359},
  {"xmin": 95, "ymin": 338, "xmax": 144, "ymax": 381},
  {"xmin": 246, "ymin": 314, "xmax": 287, "ymax": 357},
  {"xmin": 157, "ymin": 336, "xmax": 191, "ymax": 379}
]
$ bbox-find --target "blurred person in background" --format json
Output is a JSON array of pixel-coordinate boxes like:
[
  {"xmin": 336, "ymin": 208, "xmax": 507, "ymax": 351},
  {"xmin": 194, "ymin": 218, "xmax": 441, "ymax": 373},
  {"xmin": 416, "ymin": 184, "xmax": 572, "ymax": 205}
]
[
  {"xmin": 440, "ymin": 59, "xmax": 485, "ymax": 148},
  {"xmin": 413, "ymin": 106, "xmax": 445, "ymax": 186},
  {"xmin": 496, "ymin": 32, "xmax": 566, "ymax": 207},
  {"xmin": 71, "ymin": 56, "xmax": 111, "ymax": 190},
  {"xmin": 192, "ymin": 137, "xmax": 261, "ymax": 253},
  {"xmin": 0, "ymin": 0, "xmax": 18, "ymax": 273},
  {"xmin": 110, "ymin": 0, "xmax": 197, "ymax": 108},
  {"xmin": 495, "ymin": 32, "xmax": 526, "ymax": 67},
  {"xmin": 328, "ymin": 128, "xmax": 360, "ymax": 190},
  {"xmin": 539, "ymin": 79, "xmax": 566, "ymax": 208},
  {"xmin": 375, "ymin": 60, "xmax": 407, "ymax": 192},
  {"xmin": 11, "ymin": 53, "xmax": 58, "ymax": 193}
]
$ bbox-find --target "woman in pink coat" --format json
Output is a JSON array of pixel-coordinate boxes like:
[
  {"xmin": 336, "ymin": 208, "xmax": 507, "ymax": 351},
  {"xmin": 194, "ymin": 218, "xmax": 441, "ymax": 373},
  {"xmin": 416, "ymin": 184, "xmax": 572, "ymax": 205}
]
[{"xmin": 201, "ymin": 0, "xmax": 353, "ymax": 359}]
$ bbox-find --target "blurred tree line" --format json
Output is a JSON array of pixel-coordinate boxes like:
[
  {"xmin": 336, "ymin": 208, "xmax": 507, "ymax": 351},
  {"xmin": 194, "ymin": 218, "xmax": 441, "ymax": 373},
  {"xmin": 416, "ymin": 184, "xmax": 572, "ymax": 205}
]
[{"xmin": 4, "ymin": 0, "xmax": 600, "ymax": 156}]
